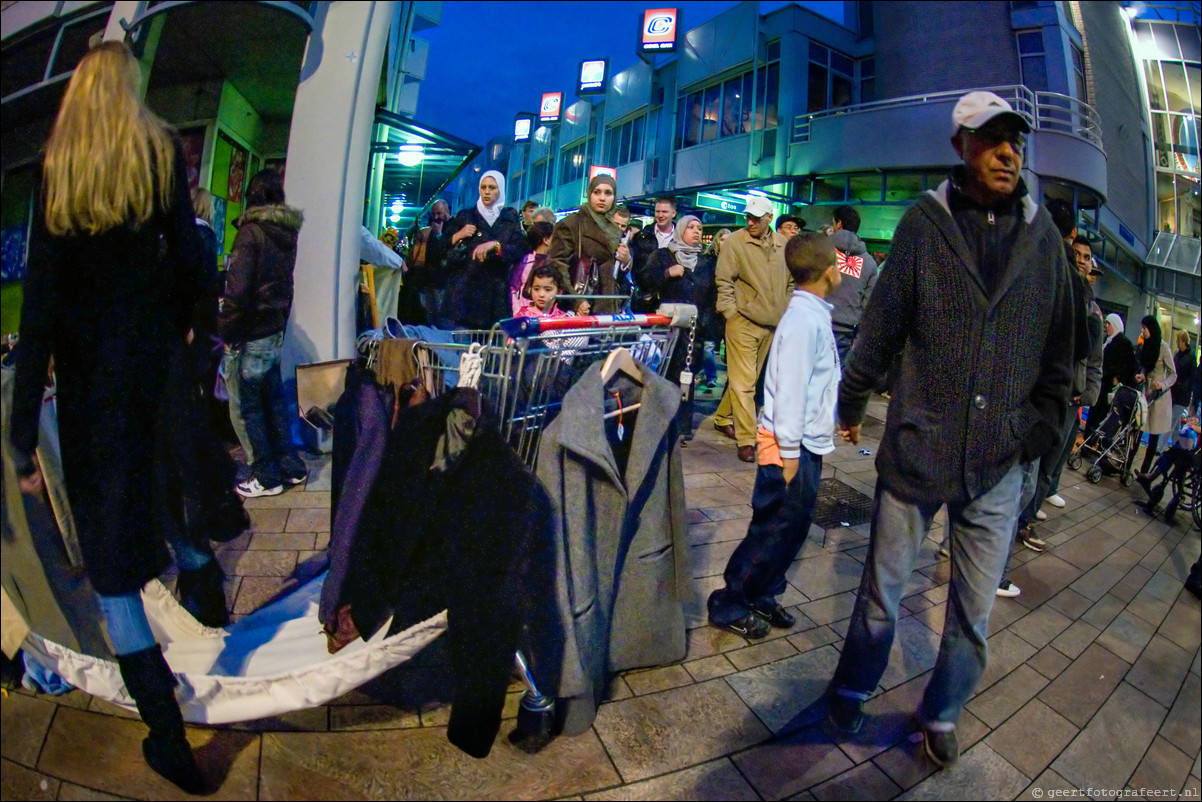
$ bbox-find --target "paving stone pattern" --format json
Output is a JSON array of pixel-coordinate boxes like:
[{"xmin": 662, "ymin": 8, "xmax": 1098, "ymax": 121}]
[{"xmin": 2, "ymin": 400, "xmax": 1199, "ymax": 801}]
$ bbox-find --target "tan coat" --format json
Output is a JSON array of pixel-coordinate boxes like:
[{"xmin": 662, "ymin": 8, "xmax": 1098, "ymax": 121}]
[
  {"xmin": 1143, "ymin": 340, "xmax": 1177, "ymax": 435},
  {"xmin": 715, "ymin": 227, "xmax": 792, "ymax": 327}
]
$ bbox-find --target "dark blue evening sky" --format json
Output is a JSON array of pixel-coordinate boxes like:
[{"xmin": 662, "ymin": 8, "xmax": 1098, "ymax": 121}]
[{"xmin": 416, "ymin": 1, "xmax": 844, "ymax": 146}]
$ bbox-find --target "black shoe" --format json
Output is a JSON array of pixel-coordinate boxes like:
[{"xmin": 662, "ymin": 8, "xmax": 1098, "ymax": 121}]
[
  {"xmin": 117, "ymin": 646, "xmax": 208, "ymax": 795},
  {"xmin": 176, "ymin": 560, "xmax": 230, "ymax": 629},
  {"xmin": 1185, "ymin": 564, "xmax": 1202, "ymax": 600},
  {"xmin": 750, "ymin": 602, "xmax": 796, "ymax": 629},
  {"xmin": 827, "ymin": 692, "xmax": 864, "ymax": 734},
  {"xmin": 713, "ymin": 612, "xmax": 770, "ymax": 639},
  {"xmin": 921, "ymin": 724, "xmax": 960, "ymax": 768}
]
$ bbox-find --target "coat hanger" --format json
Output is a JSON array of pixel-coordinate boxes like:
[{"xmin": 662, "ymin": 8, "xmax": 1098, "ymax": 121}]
[
  {"xmin": 601, "ymin": 347, "xmax": 642, "ymax": 385},
  {"xmin": 602, "ymin": 347, "xmax": 642, "ymax": 421}
]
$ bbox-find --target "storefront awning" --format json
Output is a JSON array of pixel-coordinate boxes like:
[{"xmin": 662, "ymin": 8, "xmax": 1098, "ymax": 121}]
[{"xmin": 371, "ymin": 108, "xmax": 480, "ymax": 233}]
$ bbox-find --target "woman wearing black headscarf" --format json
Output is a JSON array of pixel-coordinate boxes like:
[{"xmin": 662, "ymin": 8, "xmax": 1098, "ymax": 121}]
[
  {"xmin": 1134, "ymin": 315, "xmax": 1176, "ymax": 475},
  {"xmin": 546, "ymin": 174, "xmax": 631, "ymax": 315}
]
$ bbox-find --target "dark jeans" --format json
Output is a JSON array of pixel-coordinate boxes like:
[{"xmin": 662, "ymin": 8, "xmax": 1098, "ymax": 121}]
[
  {"xmin": 833, "ymin": 328, "xmax": 855, "ymax": 366},
  {"xmin": 708, "ymin": 450, "xmax": 823, "ymax": 624},
  {"xmin": 226, "ymin": 332, "xmax": 305, "ymax": 488}
]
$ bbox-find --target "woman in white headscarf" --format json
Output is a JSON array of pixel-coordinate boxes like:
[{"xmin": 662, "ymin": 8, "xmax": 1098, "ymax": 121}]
[
  {"xmin": 440, "ymin": 170, "xmax": 526, "ymax": 328},
  {"xmin": 1085, "ymin": 312, "xmax": 1138, "ymax": 440}
]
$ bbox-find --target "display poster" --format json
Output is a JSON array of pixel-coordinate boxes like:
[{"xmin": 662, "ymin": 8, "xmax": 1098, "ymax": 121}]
[
  {"xmin": 179, "ymin": 127, "xmax": 206, "ymax": 192},
  {"xmin": 227, "ymin": 145, "xmax": 248, "ymax": 204},
  {"xmin": 589, "ymin": 165, "xmax": 617, "ymax": 182}
]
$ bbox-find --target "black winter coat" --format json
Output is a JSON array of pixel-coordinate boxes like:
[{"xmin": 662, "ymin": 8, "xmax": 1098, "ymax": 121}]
[
  {"xmin": 1172, "ymin": 347, "xmax": 1196, "ymax": 407},
  {"xmin": 637, "ymin": 249, "xmax": 720, "ymax": 341},
  {"xmin": 343, "ymin": 390, "xmax": 561, "ymax": 759},
  {"xmin": 439, "ymin": 207, "xmax": 526, "ymax": 329},
  {"xmin": 12, "ymin": 142, "xmax": 211, "ymax": 594},
  {"xmin": 217, "ymin": 204, "xmax": 303, "ymax": 344},
  {"xmin": 1102, "ymin": 335, "xmax": 1138, "ymax": 393}
]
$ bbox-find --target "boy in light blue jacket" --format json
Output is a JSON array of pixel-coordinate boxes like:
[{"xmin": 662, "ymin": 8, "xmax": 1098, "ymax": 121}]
[{"xmin": 708, "ymin": 232, "xmax": 847, "ymax": 639}]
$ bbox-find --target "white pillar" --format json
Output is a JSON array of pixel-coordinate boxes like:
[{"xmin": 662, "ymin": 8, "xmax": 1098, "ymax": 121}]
[{"xmin": 284, "ymin": 0, "xmax": 394, "ymax": 372}]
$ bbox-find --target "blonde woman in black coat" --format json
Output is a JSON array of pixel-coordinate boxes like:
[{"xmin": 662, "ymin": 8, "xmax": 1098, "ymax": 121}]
[{"xmin": 12, "ymin": 42, "xmax": 212, "ymax": 793}]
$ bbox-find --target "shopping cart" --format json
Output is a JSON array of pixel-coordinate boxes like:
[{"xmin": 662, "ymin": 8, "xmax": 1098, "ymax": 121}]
[{"xmin": 413, "ymin": 305, "xmax": 696, "ymax": 468}]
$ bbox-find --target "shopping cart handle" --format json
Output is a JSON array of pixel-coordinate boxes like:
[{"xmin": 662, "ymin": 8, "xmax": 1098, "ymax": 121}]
[{"xmin": 498, "ymin": 313, "xmax": 675, "ymax": 337}]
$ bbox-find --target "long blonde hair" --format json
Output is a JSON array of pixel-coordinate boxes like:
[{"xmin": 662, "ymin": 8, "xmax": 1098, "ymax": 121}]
[{"xmin": 42, "ymin": 41, "xmax": 176, "ymax": 236}]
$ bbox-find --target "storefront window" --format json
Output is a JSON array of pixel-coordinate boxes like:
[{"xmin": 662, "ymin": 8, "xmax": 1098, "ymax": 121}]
[
  {"xmin": 807, "ymin": 42, "xmax": 853, "ymax": 114},
  {"xmin": 675, "ymin": 45, "xmax": 778, "ymax": 150},
  {"xmin": 702, "ymin": 84, "xmax": 721, "ymax": 142},
  {"xmin": 1016, "ymin": 30, "xmax": 1048, "ymax": 92},
  {"xmin": 884, "ymin": 172, "xmax": 924, "ymax": 203},
  {"xmin": 849, "ymin": 174, "xmax": 882, "ymax": 204}
]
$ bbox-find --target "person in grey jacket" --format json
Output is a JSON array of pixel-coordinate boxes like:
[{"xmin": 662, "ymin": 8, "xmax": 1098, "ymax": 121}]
[
  {"xmin": 825, "ymin": 91, "xmax": 1075, "ymax": 769},
  {"xmin": 827, "ymin": 206, "xmax": 879, "ymax": 363}
]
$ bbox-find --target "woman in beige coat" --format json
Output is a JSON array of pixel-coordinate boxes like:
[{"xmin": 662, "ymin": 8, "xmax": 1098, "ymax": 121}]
[{"xmin": 1135, "ymin": 314, "xmax": 1177, "ymax": 475}]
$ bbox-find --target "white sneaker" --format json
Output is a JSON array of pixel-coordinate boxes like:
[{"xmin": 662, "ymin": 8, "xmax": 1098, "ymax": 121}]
[
  {"xmin": 1035, "ymin": 509, "xmax": 1048, "ymax": 521},
  {"xmin": 235, "ymin": 478, "xmax": 283, "ymax": 498},
  {"xmin": 996, "ymin": 581, "xmax": 1021, "ymax": 598},
  {"xmin": 1046, "ymin": 494, "xmax": 1066, "ymax": 508}
]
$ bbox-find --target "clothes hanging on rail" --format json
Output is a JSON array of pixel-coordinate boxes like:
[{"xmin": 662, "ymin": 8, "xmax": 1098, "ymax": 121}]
[
  {"xmin": 535, "ymin": 360, "xmax": 690, "ymax": 735},
  {"xmin": 332, "ymin": 388, "xmax": 562, "ymax": 758}
]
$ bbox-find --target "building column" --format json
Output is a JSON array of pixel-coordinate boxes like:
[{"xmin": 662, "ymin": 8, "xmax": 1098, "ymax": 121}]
[{"xmin": 284, "ymin": 0, "xmax": 394, "ymax": 372}]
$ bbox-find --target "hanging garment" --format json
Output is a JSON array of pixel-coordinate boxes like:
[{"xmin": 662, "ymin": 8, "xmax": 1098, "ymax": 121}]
[
  {"xmin": 535, "ymin": 360, "xmax": 690, "ymax": 735},
  {"xmin": 336, "ymin": 389, "xmax": 562, "ymax": 758}
]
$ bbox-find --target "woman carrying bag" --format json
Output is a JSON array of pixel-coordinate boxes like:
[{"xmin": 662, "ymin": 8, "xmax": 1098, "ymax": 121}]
[
  {"xmin": 1134, "ymin": 315, "xmax": 1176, "ymax": 475},
  {"xmin": 12, "ymin": 42, "xmax": 217, "ymax": 794},
  {"xmin": 440, "ymin": 170, "xmax": 526, "ymax": 329},
  {"xmin": 546, "ymin": 173, "xmax": 631, "ymax": 316},
  {"xmin": 634, "ymin": 215, "xmax": 716, "ymax": 440}
]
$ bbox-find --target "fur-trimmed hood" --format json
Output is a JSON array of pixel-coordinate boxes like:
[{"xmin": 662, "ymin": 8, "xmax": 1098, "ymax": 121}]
[{"xmin": 235, "ymin": 203, "xmax": 304, "ymax": 231}]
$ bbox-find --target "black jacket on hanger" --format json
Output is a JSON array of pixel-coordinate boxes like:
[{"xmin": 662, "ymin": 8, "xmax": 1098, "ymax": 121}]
[{"xmin": 343, "ymin": 389, "xmax": 562, "ymax": 758}]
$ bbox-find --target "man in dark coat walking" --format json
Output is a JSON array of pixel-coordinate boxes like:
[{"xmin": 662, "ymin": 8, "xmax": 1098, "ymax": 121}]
[{"xmin": 825, "ymin": 91, "xmax": 1075, "ymax": 768}]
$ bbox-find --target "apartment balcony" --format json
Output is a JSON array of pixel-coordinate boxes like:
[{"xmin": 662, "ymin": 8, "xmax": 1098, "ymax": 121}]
[{"xmin": 788, "ymin": 85, "xmax": 1107, "ymax": 200}]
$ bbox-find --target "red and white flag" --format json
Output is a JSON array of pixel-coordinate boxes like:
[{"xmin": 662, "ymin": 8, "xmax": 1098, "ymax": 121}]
[{"xmin": 836, "ymin": 249, "xmax": 863, "ymax": 279}]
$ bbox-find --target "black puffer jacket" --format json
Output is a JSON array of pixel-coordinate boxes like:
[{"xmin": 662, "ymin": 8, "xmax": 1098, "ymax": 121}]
[{"xmin": 217, "ymin": 203, "xmax": 303, "ymax": 344}]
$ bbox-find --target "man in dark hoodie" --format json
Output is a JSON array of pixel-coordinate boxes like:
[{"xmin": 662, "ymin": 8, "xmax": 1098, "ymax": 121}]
[
  {"xmin": 218, "ymin": 169, "xmax": 307, "ymax": 498},
  {"xmin": 824, "ymin": 92, "xmax": 1075, "ymax": 768},
  {"xmin": 827, "ymin": 206, "xmax": 879, "ymax": 363}
]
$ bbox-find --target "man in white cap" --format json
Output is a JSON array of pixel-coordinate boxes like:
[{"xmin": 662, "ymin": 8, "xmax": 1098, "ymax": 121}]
[
  {"xmin": 713, "ymin": 195, "xmax": 793, "ymax": 462},
  {"xmin": 824, "ymin": 91, "xmax": 1076, "ymax": 767}
]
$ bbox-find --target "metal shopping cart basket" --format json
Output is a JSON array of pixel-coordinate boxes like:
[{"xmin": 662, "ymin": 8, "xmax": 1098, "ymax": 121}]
[{"xmin": 413, "ymin": 305, "xmax": 696, "ymax": 469}]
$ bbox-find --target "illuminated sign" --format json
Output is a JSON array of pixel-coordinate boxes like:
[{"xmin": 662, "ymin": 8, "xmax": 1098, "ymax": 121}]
[
  {"xmin": 578, "ymin": 58, "xmax": 609, "ymax": 96},
  {"xmin": 640, "ymin": 8, "xmax": 678, "ymax": 54},
  {"xmin": 513, "ymin": 113, "xmax": 534, "ymax": 143},
  {"xmin": 539, "ymin": 92, "xmax": 563, "ymax": 123},
  {"xmin": 695, "ymin": 191, "xmax": 746, "ymax": 214},
  {"xmin": 589, "ymin": 165, "xmax": 617, "ymax": 182}
]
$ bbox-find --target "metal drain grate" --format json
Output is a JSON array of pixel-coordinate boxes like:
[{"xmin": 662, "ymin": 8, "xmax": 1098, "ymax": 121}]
[{"xmin": 812, "ymin": 478, "xmax": 874, "ymax": 529}]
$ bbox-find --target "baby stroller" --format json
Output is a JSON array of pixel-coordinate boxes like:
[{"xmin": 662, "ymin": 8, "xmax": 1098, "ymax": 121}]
[{"xmin": 1067, "ymin": 384, "xmax": 1145, "ymax": 486}]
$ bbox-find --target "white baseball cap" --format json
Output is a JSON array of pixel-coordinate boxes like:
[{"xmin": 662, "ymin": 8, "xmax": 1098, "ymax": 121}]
[
  {"xmin": 744, "ymin": 195, "xmax": 774, "ymax": 218},
  {"xmin": 952, "ymin": 91, "xmax": 1031, "ymax": 135}
]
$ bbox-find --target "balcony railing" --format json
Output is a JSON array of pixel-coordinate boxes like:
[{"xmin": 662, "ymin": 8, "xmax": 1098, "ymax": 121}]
[{"xmin": 791, "ymin": 85, "xmax": 1104, "ymax": 152}]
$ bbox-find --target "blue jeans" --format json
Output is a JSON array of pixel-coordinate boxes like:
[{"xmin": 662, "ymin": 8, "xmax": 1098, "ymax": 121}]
[
  {"xmin": 831, "ymin": 460, "xmax": 1029, "ymax": 729},
  {"xmin": 709, "ymin": 451, "xmax": 823, "ymax": 625},
  {"xmin": 1019, "ymin": 407, "xmax": 1076, "ymax": 525},
  {"xmin": 224, "ymin": 332, "xmax": 304, "ymax": 488},
  {"xmin": 96, "ymin": 533, "xmax": 212, "ymax": 655},
  {"xmin": 833, "ymin": 328, "xmax": 855, "ymax": 365}
]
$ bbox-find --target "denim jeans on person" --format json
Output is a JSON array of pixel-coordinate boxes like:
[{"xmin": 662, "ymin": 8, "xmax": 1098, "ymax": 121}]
[
  {"xmin": 96, "ymin": 535, "xmax": 214, "ymax": 656},
  {"xmin": 831, "ymin": 460, "xmax": 1031, "ymax": 730},
  {"xmin": 1018, "ymin": 406, "xmax": 1075, "ymax": 526},
  {"xmin": 833, "ymin": 328, "xmax": 855, "ymax": 366},
  {"xmin": 708, "ymin": 450, "xmax": 823, "ymax": 625},
  {"xmin": 1001, "ymin": 456, "xmax": 1042, "ymax": 585},
  {"xmin": 701, "ymin": 341, "xmax": 718, "ymax": 384},
  {"xmin": 223, "ymin": 332, "xmax": 304, "ymax": 488}
]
